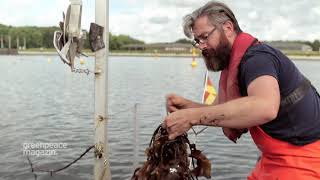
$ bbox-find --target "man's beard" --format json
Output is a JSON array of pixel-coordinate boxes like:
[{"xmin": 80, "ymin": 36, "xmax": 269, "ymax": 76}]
[{"xmin": 202, "ymin": 32, "xmax": 232, "ymax": 72}]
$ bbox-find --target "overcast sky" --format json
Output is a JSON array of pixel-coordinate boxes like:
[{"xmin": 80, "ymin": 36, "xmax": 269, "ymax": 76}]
[{"xmin": 0, "ymin": 0, "xmax": 319, "ymax": 43}]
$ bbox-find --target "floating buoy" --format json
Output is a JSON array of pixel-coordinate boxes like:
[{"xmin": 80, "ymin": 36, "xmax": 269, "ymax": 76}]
[
  {"xmin": 191, "ymin": 59, "xmax": 197, "ymax": 67},
  {"xmin": 191, "ymin": 48, "xmax": 198, "ymax": 67},
  {"xmin": 80, "ymin": 59, "xmax": 85, "ymax": 65}
]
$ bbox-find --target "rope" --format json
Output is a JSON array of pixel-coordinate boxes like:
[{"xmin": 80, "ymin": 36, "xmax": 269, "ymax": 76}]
[
  {"xmin": 27, "ymin": 145, "xmax": 95, "ymax": 178},
  {"xmin": 98, "ymin": 153, "xmax": 109, "ymax": 180},
  {"xmin": 94, "ymin": 104, "xmax": 137, "ymax": 132},
  {"xmin": 192, "ymin": 126, "xmax": 208, "ymax": 136},
  {"xmin": 107, "ymin": 105, "xmax": 136, "ymax": 117}
]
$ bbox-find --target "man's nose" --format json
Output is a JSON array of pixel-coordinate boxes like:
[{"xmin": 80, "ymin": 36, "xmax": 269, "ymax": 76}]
[{"xmin": 198, "ymin": 43, "xmax": 207, "ymax": 51}]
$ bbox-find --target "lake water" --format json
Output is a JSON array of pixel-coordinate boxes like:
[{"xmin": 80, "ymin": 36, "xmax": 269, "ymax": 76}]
[{"xmin": 1, "ymin": 55, "xmax": 320, "ymax": 180}]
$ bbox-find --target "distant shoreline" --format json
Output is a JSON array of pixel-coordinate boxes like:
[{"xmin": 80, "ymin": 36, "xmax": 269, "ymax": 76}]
[{"xmin": 11, "ymin": 51, "xmax": 320, "ymax": 61}]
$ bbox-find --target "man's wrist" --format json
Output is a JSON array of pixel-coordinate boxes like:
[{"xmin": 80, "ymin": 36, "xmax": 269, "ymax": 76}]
[
  {"xmin": 189, "ymin": 108, "xmax": 200, "ymax": 125},
  {"xmin": 184, "ymin": 99, "xmax": 193, "ymax": 108}
]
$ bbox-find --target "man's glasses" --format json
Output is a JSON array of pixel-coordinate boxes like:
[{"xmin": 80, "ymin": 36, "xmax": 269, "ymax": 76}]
[{"xmin": 192, "ymin": 27, "xmax": 216, "ymax": 48}]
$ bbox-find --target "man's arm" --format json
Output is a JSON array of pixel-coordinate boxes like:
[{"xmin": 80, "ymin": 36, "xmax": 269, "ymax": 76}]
[
  {"xmin": 164, "ymin": 75, "xmax": 280, "ymax": 139},
  {"xmin": 192, "ymin": 75, "xmax": 280, "ymax": 128}
]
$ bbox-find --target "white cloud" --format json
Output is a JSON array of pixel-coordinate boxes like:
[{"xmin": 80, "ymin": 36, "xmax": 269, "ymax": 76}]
[
  {"xmin": 149, "ymin": 17, "xmax": 169, "ymax": 24},
  {"xmin": 0, "ymin": 0, "xmax": 319, "ymax": 42},
  {"xmin": 247, "ymin": 11, "xmax": 258, "ymax": 20}
]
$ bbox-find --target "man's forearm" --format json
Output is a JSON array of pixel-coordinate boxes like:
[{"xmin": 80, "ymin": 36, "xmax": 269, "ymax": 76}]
[{"xmin": 191, "ymin": 96, "xmax": 278, "ymax": 129}]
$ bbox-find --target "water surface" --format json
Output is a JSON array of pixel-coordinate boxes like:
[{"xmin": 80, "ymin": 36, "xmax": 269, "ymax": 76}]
[{"xmin": 0, "ymin": 55, "xmax": 319, "ymax": 180}]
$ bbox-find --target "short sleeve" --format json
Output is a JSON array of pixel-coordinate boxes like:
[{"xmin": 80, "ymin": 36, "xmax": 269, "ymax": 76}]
[{"xmin": 241, "ymin": 52, "xmax": 280, "ymax": 90}]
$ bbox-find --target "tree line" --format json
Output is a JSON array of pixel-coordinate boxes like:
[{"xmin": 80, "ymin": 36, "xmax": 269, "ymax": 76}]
[
  {"xmin": 0, "ymin": 24, "xmax": 144, "ymax": 50},
  {"xmin": 0, "ymin": 24, "xmax": 319, "ymax": 51}
]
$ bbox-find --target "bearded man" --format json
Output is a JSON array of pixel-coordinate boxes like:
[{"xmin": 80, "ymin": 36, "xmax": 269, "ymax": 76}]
[{"xmin": 163, "ymin": 1, "xmax": 320, "ymax": 179}]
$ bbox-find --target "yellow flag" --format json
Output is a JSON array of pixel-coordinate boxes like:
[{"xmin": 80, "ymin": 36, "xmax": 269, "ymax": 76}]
[{"xmin": 202, "ymin": 73, "xmax": 217, "ymax": 105}]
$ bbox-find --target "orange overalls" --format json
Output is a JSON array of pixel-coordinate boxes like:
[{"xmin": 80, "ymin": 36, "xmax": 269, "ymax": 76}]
[{"xmin": 248, "ymin": 126, "xmax": 320, "ymax": 180}]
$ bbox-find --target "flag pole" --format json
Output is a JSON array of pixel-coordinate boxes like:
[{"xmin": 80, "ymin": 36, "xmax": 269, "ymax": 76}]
[
  {"xmin": 94, "ymin": 0, "xmax": 111, "ymax": 179},
  {"xmin": 192, "ymin": 70, "xmax": 209, "ymax": 143},
  {"xmin": 201, "ymin": 70, "xmax": 209, "ymax": 103}
]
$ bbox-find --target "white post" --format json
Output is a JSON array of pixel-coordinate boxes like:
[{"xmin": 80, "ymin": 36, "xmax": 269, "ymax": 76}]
[
  {"xmin": 23, "ymin": 37, "xmax": 26, "ymax": 50},
  {"xmin": 16, "ymin": 36, "xmax": 19, "ymax": 49},
  {"xmin": 133, "ymin": 103, "xmax": 138, "ymax": 171},
  {"xmin": 94, "ymin": 0, "xmax": 111, "ymax": 179},
  {"xmin": 0, "ymin": 36, "xmax": 3, "ymax": 48},
  {"xmin": 8, "ymin": 35, "xmax": 11, "ymax": 49}
]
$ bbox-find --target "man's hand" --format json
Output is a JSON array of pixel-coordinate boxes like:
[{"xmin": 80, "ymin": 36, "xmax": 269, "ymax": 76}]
[
  {"xmin": 163, "ymin": 108, "xmax": 198, "ymax": 140},
  {"xmin": 166, "ymin": 94, "xmax": 193, "ymax": 113}
]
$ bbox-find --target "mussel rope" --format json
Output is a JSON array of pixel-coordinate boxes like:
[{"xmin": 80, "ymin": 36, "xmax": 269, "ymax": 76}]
[{"xmin": 148, "ymin": 125, "xmax": 199, "ymax": 180}]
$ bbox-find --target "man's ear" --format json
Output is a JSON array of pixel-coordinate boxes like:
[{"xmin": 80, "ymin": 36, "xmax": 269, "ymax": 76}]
[{"xmin": 223, "ymin": 20, "xmax": 235, "ymax": 38}]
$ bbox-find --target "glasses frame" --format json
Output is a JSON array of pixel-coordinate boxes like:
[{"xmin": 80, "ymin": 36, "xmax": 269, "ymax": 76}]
[{"xmin": 192, "ymin": 27, "xmax": 216, "ymax": 48}]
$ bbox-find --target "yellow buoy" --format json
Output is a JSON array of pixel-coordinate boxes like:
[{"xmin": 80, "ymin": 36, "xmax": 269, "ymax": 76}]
[
  {"xmin": 80, "ymin": 59, "xmax": 85, "ymax": 65},
  {"xmin": 191, "ymin": 59, "xmax": 197, "ymax": 67},
  {"xmin": 191, "ymin": 48, "xmax": 198, "ymax": 67}
]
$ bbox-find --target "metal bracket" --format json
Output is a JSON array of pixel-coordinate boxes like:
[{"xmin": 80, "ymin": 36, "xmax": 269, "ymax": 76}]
[
  {"xmin": 89, "ymin": 23, "xmax": 105, "ymax": 52},
  {"xmin": 53, "ymin": 0, "xmax": 89, "ymax": 73},
  {"xmin": 94, "ymin": 142, "xmax": 104, "ymax": 159}
]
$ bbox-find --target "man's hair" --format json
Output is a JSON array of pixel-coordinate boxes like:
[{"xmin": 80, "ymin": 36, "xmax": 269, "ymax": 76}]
[{"xmin": 183, "ymin": 1, "xmax": 242, "ymax": 38}]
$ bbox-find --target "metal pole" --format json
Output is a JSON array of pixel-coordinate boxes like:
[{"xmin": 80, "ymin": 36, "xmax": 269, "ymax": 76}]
[
  {"xmin": 1, "ymin": 36, "xmax": 3, "ymax": 49},
  {"xmin": 94, "ymin": 0, "xmax": 111, "ymax": 179},
  {"xmin": 17, "ymin": 36, "xmax": 19, "ymax": 49},
  {"xmin": 133, "ymin": 103, "xmax": 138, "ymax": 171},
  {"xmin": 8, "ymin": 35, "xmax": 11, "ymax": 49},
  {"xmin": 23, "ymin": 37, "xmax": 26, "ymax": 50}
]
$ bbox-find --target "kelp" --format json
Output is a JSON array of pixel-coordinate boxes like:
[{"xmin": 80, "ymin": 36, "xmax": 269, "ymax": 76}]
[{"xmin": 132, "ymin": 125, "xmax": 211, "ymax": 180}]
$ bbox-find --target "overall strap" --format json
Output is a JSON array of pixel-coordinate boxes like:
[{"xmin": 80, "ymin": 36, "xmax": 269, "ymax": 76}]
[{"xmin": 279, "ymin": 76, "xmax": 312, "ymax": 115}]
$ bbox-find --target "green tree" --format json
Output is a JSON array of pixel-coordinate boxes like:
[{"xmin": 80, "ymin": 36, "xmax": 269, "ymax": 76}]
[
  {"xmin": 312, "ymin": 40, "xmax": 320, "ymax": 51},
  {"xmin": 108, "ymin": 33, "xmax": 144, "ymax": 50},
  {"xmin": 109, "ymin": 33, "xmax": 121, "ymax": 50},
  {"xmin": 175, "ymin": 38, "xmax": 192, "ymax": 44},
  {"xmin": 0, "ymin": 23, "xmax": 145, "ymax": 50},
  {"xmin": 42, "ymin": 27, "xmax": 59, "ymax": 48}
]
